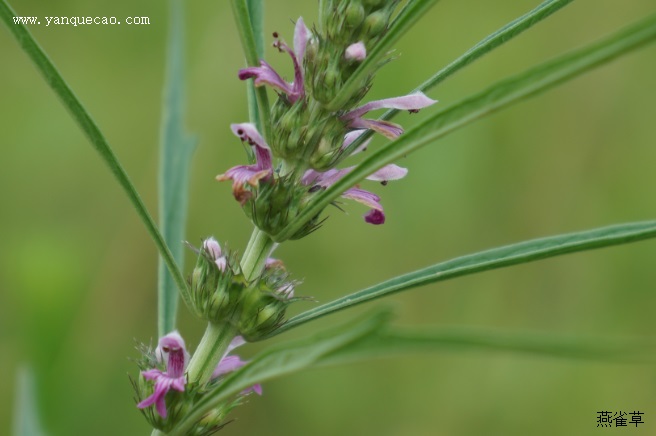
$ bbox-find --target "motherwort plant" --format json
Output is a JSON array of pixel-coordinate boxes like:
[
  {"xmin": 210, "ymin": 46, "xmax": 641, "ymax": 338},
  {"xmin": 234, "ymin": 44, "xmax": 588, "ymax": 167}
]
[{"xmin": 3, "ymin": 0, "xmax": 656, "ymax": 434}]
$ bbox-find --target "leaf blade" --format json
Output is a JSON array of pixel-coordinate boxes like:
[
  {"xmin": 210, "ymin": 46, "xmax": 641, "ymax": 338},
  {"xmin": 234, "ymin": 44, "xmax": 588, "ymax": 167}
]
[
  {"xmin": 157, "ymin": 0, "xmax": 197, "ymax": 336},
  {"xmin": 271, "ymin": 220, "xmax": 656, "ymax": 336}
]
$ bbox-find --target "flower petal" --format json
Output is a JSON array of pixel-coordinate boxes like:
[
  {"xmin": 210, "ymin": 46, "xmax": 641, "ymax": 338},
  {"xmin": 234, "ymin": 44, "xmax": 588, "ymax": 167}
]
[
  {"xmin": 345, "ymin": 92, "xmax": 437, "ymax": 120},
  {"xmin": 348, "ymin": 118, "xmax": 404, "ymax": 139},
  {"xmin": 341, "ymin": 188, "xmax": 382, "ymax": 210},
  {"xmin": 238, "ymin": 61, "xmax": 295, "ymax": 96},
  {"xmin": 365, "ymin": 164, "xmax": 408, "ymax": 182},
  {"xmin": 202, "ymin": 237, "xmax": 222, "ymax": 259},
  {"xmin": 294, "ymin": 17, "xmax": 309, "ymax": 64},
  {"xmin": 364, "ymin": 209, "xmax": 386, "ymax": 225},
  {"xmin": 345, "ymin": 41, "xmax": 367, "ymax": 61},
  {"xmin": 212, "ymin": 355, "xmax": 247, "ymax": 378}
]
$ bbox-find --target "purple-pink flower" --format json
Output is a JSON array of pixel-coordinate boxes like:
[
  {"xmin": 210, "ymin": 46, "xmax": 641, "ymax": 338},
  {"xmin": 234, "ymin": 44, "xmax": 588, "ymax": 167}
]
[
  {"xmin": 138, "ymin": 333, "xmax": 261, "ymax": 418},
  {"xmin": 341, "ymin": 92, "xmax": 437, "ymax": 139},
  {"xmin": 216, "ymin": 123, "xmax": 273, "ymax": 204},
  {"xmin": 238, "ymin": 18, "xmax": 309, "ymax": 103},
  {"xmin": 137, "ymin": 332, "xmax": 189, "ymax": 418}
]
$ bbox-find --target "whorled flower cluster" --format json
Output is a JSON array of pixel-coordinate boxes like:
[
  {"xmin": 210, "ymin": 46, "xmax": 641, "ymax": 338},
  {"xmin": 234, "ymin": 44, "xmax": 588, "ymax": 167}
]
[{"xmin": 218, "ymin": 6, "xmax": 437, "ymax": 237}]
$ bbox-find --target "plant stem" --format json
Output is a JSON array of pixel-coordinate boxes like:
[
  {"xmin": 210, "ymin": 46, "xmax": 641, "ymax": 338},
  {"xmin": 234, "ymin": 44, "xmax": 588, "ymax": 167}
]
[
  {"xmin": 184, "ymin": 228, "xmax": 275, "ymax": 387},
  {"xmin": 186, "ymin": 322, "xmax": 239, "ymax": 385},
  {"xmin": 241, "ymin": 228, "xmax": 276, "ymax": 280}
]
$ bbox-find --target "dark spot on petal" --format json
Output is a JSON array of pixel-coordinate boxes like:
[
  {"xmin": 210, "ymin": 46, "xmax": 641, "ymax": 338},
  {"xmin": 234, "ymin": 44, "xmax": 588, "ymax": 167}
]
[
  {"xmin": 380, "ymin": 180, "xmax": 388, "ymax": 186},
  {"xmin": 408, "ymin": 109, "xmax": 419, "ymax": 114},
  {"xmin": 162, "ymin": 346, "xmax": 170, "ymax": 352}
]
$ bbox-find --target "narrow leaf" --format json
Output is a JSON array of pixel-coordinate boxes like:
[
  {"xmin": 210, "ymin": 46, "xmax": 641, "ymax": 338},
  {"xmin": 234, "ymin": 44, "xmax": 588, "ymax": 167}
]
[
  {"xmin": 271, "ymin": 220, "xmax": 656, "ymax": 336},
  {"xmin": 275, "ymin": 13, "xmax": 656, "ymax": 241},
  {"xmin": 326, "ymin": 0, "xmax": 441, "ymax": 110},
  {"xmin": 345, "ymin": 0, "xmax": 574, "ymax": 155},
  {"xmin": 0, "ymin": 1, "xmax": 192, "ymax": 306},
  {"xmin": 13, "ymin": 367, "xmax": 47, "ymax": 436},
  {"xmin": 231, "ymin": 0, "xmax": 271, "ymax": 140},
  {"xmin": 168, "ymin": 309, "xmax": 392, "ymax": 435},
  {"xmin": 245, "ymin": 0, "xmax": 265, "ymax": 130},
  {"xmin": 157, "ymin": 0, "xmax": 197, "ymax": 336},
  {"xmin": 321, "ymin": 327, "xmax": 656, "ymax": 366}
]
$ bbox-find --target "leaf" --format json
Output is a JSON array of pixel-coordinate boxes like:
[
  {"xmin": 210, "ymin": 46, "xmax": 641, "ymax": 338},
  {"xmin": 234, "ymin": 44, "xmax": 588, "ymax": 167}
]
[
  {"xmin": 157, "ymin": 0, "xmax": 198, "ymax": 336},
  {"xmin": 270, "ymin": 220, "xmax": 656, "ymax": 336},
  {"xmin": 168, "ymin": 308, "xmax": 393, "ymax": 435},
  {"xmin": 274, "ymin": 13, "xmax": 656, "ymax": 242},
  {"xmin": 344, "ymin": 0, "xmax": 574, "ymax": 155},
  {"xmin": 13, "ymin": 367, "xmax": 47, "ymax": 436},
  {"xmin": 0, "ymin": 1, "xmax": 191, "ymax": 306},
  {"xmin": 231, "ymin": 0, "xmax": 271, "ymax": 140},
  {"xmin": 326, "ymin": 0, "xmax": 441, "ymax": 111},
  {"xmin": 321, "ymin": 327, "xmax": 656, "ymax": 366}
]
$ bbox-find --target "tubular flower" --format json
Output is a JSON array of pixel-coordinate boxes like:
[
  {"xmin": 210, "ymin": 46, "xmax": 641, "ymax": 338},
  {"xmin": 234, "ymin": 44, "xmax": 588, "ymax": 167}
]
[
  {"xmin": 345, "ymin": 41, "xmax": 367, "ymax": 61},
  {"xmin": 341, "ymin": 92, "xmax": 437, "ymax": 139},
  {"xmin": 137, "ymin": 332, "xmax": 189, "ymax": 418},
  {"xmin": 238, "ymin": 17, "xmax": 309, "ymax": 103},
  {"xmin": 202, "ymin": 237, "xmax": 227, "ymax": 271},
  {"xmin": 216, "ymin": 123, "xmax": 274, "ymax": 204},
  {"xmin": 211, "ymin": 336, "xmax": 263, "ymax": 395},
  {"xmin": 302, "ymin": 162, "xmax": 408, "ymax": 225}
]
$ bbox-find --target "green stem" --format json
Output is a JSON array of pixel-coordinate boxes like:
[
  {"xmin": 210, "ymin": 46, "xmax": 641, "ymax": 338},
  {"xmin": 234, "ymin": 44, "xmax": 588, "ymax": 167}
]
[
  {"xmin": 184, "ymin": 228, "xmax": 275, "ymax": 388},
  {"xmin": 186, "ymin": 323, "xmax": 239, "ymax": 385},
  {"xmin": 151, "ymin": 430, "xmax": 165, "ymax": 436},
  {"xmin": 241, "ymin": 229, "xmax": 276, "ymax": 280}
]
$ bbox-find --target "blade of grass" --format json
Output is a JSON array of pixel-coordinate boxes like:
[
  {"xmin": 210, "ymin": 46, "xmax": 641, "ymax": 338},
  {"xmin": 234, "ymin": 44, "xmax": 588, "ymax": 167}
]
[
  {"xmin": 269, "ymin": 220, "xmax": 656, "ymax": 337},
  {"xmin": 231, "ymin": 0, "xmax": 271, "ymax": 140},
  {"xmin": 13, "ymin": 367, "xmax": 47, "ymax": 436},
  {"xmin": 275, "ymin": 13, "xmax": 656, "ymax": 241},
  {"xmin": 321, "ymin": 327, "xmax": 656, "ymax": 366},
  {"xmin": 344, "ymin": 0, "xmax": 574, "ymax": 156},
  {"xmin": 326, "ymin": 0, "xmax": 441, "ymax": 111},
  {"xmin": 168, "ymin": 308, "xmax": 393, "ymax": 435},
  {"xmin": 157, "ymin": 0, "xmax": 198, "ymax": 336},
  {"xmin": 0, "ymin": 1, "xmax": 192, "ymax": 307},
  {"xmin": 245, "ymin": 0, "xmax": 265, "ymax": 129}
]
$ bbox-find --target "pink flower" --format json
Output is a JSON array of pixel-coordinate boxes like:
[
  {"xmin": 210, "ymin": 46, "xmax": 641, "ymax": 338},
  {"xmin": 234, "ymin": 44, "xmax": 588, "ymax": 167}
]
[
  {"xmin": 238, "ymin": 18, "xmax": 309, "ymax": 103},
  {"xmin": 137, "ymin": 332, "xmax": 189, "ymax": 418}
]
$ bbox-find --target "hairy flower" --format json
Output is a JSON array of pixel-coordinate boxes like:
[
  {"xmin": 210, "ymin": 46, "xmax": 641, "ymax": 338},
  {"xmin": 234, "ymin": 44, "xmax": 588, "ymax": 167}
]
[
  {"xmin": 203, "ymin": 237, "xmax": 227, "ymax": 271},
  {"xmin": 137, "ymin": 332, "xmax": 189, "ymax": 418},
  {"xmin": 216, "ymin": 123, "xmax": 274, "ymax": 204},
  {"xmin": 302, "ymin": 162, "xmax": 408, "ymax": 225},
  {"xmin": 238, "ymin": 18, "xmax": 309, "ymax": 103},
  {"xmin": 341, "ymin": 92, "xmax": 437, "ymax": 139},
  {"xmin": 345, "ymin": 41, "xmax": 367, "ymax": 61}
]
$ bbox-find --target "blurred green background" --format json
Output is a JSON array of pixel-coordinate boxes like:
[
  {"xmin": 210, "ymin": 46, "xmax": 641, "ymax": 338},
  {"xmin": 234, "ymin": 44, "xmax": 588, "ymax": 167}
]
[{"xmin": 2, "ymin": 1, "xmax": 656, "ymax": 435}]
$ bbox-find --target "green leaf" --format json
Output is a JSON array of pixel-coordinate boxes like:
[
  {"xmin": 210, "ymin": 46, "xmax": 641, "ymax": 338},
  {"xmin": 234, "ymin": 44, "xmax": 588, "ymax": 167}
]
[
  {"xmin": 344, "ymin": 0, "xmax": 574, "ymax": 155},
  {"xmin": 168, "ymin": 308, "xmax": 393, "ymax": 435},
  {"xmin": 0, "ymin": 1, "xmax": 192, "ymax": 307},
  {"xmin": 157, "ymin": 0, "xmax": 197, "ymax": 336},
  {"xmin": 326, "ymin": 0, "xmax": 441, "ymax": 111},
  {"xmin": 274, "ymin": 13, "xmax": 656, "ymax": 241},
  {"xmin": 245, "ymin": 0, "xmax": 265, "ymax": 130},
  {"xmin": 13, "ymin": 367, "xmax": 47, "ymax": 436},
  {"xmin": 231, "ymin": 0, "xmax": 271, "ymax": 140},
  {"xmin": 321, "ymin": 327, "xmax": 656, "ymax": 366},
  {"xmin": 271, "ymin": 221, "xmax": 656, "ymax": 336}
]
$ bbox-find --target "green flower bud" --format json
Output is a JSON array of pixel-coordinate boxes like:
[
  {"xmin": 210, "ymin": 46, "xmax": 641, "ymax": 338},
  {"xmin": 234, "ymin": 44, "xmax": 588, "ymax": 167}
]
[
  {"xmin": 362, "ymin": 10, "xmax": 388, "ymax": 38},
  {"xmin": 345, "ymin": 3, "xmax": 366, "ymax": 28}
]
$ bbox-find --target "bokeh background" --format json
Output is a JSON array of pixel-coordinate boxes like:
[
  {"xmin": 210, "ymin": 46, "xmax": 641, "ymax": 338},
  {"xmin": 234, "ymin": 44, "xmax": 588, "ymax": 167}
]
[{"xmin": 1, "ymin": 0, "xmax": 656, "ymax": 435}]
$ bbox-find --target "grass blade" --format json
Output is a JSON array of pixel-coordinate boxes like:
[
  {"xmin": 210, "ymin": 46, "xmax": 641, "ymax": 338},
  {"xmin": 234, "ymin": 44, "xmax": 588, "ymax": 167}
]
[
  {"xmin": 13, "ymin": 367, "xmax": 47, "ymax": 436},
  {"xmin": 157, "ymin": 0, "xmax": 197, "ymax": 336},
  {"xmin": 231, "ymin": 0, "xmax": 271, "ymax": 140},
  {"xmin": 321, "ymin": 327, "xmax": 656, "ymax": 366},
  {"xmin": 274, "ymin": 13, "xmax": 656, "ymax": 241},
  {"xmin": 270, "ymin": 221, "xmax": 656, "ymax": 336},
  {"xmin": 0, "ymin": 1, "xmax": 192, "ymax": 307}
]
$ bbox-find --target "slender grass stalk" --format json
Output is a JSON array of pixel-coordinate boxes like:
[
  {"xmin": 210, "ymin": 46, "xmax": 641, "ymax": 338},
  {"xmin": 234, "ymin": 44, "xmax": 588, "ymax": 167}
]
[{"xmin": 0, "ymin": 0, "xmax": 192, "ymax": 308}]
